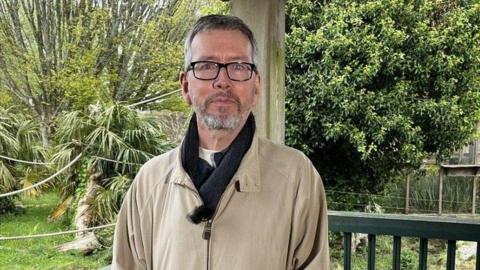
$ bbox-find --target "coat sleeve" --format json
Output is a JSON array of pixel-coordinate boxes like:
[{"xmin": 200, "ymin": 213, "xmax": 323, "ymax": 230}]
[
  {"xmin": 289, "ymin": 155, "xmax": 330, "ymax": 270},
  {"xmin": 111, "ymin": 175, "xmax": 148, "ymax": 270}
]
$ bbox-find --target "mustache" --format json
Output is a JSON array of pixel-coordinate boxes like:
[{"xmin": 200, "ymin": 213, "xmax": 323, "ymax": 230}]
[{"xmin": 205, "ymin": 92, "xmax": 241, "ymax": 106}]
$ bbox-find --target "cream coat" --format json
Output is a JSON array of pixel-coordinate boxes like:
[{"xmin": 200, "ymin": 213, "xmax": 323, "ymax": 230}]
[{"xmin": 112, "ymin": 135, "xmax": 329, "ymax": 270}]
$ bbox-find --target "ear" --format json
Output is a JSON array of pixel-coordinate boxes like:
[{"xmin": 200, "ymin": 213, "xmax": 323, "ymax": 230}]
[
  {"xmin": 252, "ymin": 73, "xmax": 261, "ymax": 107},
  {"xmin": 180, "ymin": 71, "xmax": 192, "ymax": 105}
]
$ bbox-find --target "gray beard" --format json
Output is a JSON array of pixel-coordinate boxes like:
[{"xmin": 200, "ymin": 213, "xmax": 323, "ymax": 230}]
[
  {"xmin": 193, "ymin": 91, "xmax": 253, "ymax": 130},
  {"xmin": 201, "ymin": 113, "xmax": 242, "ymax": 130}
]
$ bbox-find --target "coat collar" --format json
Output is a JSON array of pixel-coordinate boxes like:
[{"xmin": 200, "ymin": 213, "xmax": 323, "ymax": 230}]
[{"xmin": 170, "ymin": 132, "xmax": 261, "ymax": 193}]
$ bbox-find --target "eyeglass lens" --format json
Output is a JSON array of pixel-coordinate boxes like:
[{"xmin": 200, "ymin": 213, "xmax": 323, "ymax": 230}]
[{"xmin": 192, "ymin": 62, "xmax": 254, "ymax": 81}]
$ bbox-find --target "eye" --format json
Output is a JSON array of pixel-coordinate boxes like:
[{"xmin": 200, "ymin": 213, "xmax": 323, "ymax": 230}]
[
  {"xmin": 196, "ymin": 62, "xmax": 217, "ymax": 71},
  {"xmin": 231, "ymin": 63, "xmax": 249, "ymax": 71}
]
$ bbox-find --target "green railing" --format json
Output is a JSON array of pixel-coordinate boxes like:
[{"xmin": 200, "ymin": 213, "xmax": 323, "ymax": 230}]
[{"xmin": 329, "ymin": 211, "xmax": 480, "ymax": 270}]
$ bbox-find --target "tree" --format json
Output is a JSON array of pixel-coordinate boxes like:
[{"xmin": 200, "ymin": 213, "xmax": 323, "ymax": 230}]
[
  {"xmin": 0, "ymin": 0, "xmax": 198, "ymax": 147},
  {"xmin": 285, "ymin": 0, "xmax": 480, "ymax": 194},
  {"xmin": 50, "ymin": 103, "xmax": 171, "ymax": 253}
]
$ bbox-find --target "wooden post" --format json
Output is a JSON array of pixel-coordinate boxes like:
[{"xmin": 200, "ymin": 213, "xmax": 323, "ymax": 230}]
[
  {"xmin": 472, "ymin": 176, "xmax": 477, "ymax": 215},
  {"xmin": 405, "ymin": 173, "xmax": 410, "ymax": 214},
  {"xmin": 473, "ymin": 140, "xmax": 478, "ymax": 164},
  {"xmin": 439, "ymin": 167, "xmax": 444, "ymax": 215},
  {"xmin": 231, "ymin": 0, "xmax": 286, "ymax": 144},
  {"xmin": 474, "ymin": 143, "xmax": 478, "ymax": 215}
]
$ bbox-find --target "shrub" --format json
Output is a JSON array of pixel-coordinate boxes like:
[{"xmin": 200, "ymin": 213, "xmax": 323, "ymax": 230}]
[
  {"xmin": 286, "ymin": 0, "xmax": 480, "ymax": 194},
  {"xmin": 0, "ymin": 197, "xmax": 16, "ymax": 215}
]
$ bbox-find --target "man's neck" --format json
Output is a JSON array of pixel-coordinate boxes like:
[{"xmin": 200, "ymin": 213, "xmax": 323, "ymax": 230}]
[{"xmin": 197, "ymin": 118, "xmax": 245, "ymax": 151}]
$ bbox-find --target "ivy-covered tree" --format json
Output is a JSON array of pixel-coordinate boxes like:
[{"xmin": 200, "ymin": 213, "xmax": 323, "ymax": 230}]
[{"xmin": 285, "ymin": 0, "xmax": 480, "ymax": 193}]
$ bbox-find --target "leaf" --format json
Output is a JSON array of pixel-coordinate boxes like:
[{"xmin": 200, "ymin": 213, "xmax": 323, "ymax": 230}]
[{"xmin": 48, "ymin": 195, "xmax": 75, "ymax": 222}]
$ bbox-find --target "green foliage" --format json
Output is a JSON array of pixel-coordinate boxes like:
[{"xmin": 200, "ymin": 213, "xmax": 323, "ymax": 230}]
[
  {"xmin": 286, "ymin": 0, "xmax": 480, "ymax": 192},
  {"xmin": 400, "ymin": 248, "xmax": 417, "ymax": 270},
  {"xmin": 50, "ymin": 49, "xmax": 105, "ymax": 111},
  {"xmin": 0, "ymin": 107, "xmax": 19, "ymax": 155},
  {"xmin": 0, "ymin": 0, "xmax": 200, "ymax": 145},
  {"xmin": 0, "ymin": 108, "xmax": 21, "ymax": 214},
  {"xmin": 199, "ymin": 0, "xmax": 230, "ymax": 15},
  {"xmin": 150, "ymin": 94, "xmax": 191, "ymax": 113},
  {"xmin": 0, "ymin": 88, "xmax": 12, "ymax": 107},
  {"xmin": 382, "ymin": 168, "xmax": 479, "ymax": 214},
  {"xmin": 0, "ymin": 106, "xmax": 47, "ymax": 214},
  {"xmin": 0, "ymin": 197, "xmax": 15, "ymax": 215},
  {"xmin": 51, "ymin": 103, "xmax": 172, "ymax": 224}
]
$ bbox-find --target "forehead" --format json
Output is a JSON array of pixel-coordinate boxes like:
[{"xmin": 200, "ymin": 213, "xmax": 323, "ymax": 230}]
[{"xmin": 190, "ymin": 29, "xmax": 253, "ymax": 62}]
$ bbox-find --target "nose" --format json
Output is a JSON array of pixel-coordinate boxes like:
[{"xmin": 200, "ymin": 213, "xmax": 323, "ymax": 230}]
[{"xmin": 213, "ymin": 66, "xmax": 232, "ymax": 89}]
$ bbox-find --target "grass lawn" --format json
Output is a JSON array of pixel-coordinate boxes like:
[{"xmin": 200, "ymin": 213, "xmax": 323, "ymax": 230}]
[{"xmin": 0, "ymin": 193, "xmax": 112, "ymax": 270}]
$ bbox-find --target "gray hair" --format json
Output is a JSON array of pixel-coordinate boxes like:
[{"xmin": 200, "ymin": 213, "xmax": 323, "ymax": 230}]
[{"xmin": 183, "ymin": 15, "xmax": 258, "ymax": 70}]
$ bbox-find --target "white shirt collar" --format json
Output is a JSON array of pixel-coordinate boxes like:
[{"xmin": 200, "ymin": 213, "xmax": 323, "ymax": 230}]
[{"xmin": 199, "ymin": 147, "xmax": 220, "ymax": 168}]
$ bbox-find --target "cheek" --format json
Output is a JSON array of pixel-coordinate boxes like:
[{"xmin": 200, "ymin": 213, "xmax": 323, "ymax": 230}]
[{"xmin": 183, "ymin": 81, "xmax": 207, "ymax": 105}]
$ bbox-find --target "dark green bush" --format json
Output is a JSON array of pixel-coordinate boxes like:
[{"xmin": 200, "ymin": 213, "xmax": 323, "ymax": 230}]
[
  {"xmin": 286, "ymin": 0, "xmax": 480, "ymax": 196},
  {"xmin": 0, "ymin": 197, "xmax": 16, "ymax": 215}
]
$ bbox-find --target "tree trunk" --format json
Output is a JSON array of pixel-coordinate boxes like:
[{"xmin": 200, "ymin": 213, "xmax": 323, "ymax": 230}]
[
  {"xmin": 57, "ymin": 170, "xmax": 102, "ymax": 254},
  {"xmin": 39, "ymin": 119, "xmax": 51, "ymax": 148}
]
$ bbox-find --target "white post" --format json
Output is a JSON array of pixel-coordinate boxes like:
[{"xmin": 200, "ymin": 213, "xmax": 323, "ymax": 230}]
[
  {"xmin": 439, "ymin": 167, "xmax": 444, "ymax": 215},
  {"xmin": 231, "ymin": 0, "xmax": 286, "ymax": 144},
  {"xmin": 405, "ymin": 173, "xmax": 410, "ymax": 214},
  {"xmin": 473, "ymin": 171, "xmax": 478, "ymax": 215}
]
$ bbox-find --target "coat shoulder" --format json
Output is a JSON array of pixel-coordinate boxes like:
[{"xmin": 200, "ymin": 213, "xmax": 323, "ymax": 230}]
[
  {"xmin": 257, "ymin": 137, "xmax": 318, "ymax": 182},
  {"xmin": 258, "ymin": 137, "xmax": 310, "ymax": 165},
  {"xmin": 129, "ymin": 147, "xmax": 180, "ymax": 200}
]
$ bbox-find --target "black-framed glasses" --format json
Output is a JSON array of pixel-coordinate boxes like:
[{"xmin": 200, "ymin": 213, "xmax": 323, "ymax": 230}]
[{"xmin": 187, "ymin": 61, "xmax": 257, "ymax": 81}]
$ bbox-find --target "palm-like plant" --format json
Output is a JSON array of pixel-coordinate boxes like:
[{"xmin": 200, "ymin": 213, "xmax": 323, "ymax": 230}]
[
  {"xmin": 51, "ymin": 103, "xmax": 171, "ymax": 253},
  {"xmin": 14, "ymin": 116, "xmax": 50, "ymax": 197},
  {"xmin": 0, "ymin": 107, "xmax": 46, "ymax": 213},
  {"xmin": 0, "ymin": 107, "xmax": 19, "ymax": 195}
]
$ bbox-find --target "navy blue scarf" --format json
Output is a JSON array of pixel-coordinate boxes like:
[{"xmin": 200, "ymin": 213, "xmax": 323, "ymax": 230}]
[{"xmin": 181, "ymin": 113, "xmax": 255, "ymax": 223}]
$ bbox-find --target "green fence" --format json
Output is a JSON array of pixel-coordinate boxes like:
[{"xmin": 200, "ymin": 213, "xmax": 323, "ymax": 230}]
[{"xmin": 329, "ymin": 211, "xmax": 480, "ymax": 270}]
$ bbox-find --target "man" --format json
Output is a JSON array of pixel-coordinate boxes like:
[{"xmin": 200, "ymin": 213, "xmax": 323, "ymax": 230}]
[{"xmin": 112, "ymin": 15, "xmax": 329, "ymax": 270}]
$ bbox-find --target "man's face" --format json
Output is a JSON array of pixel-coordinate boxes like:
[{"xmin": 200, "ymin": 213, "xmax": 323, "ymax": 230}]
[{"xmin": 180, "ymin": 30, "xmax": 260, "ymax": 130}]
